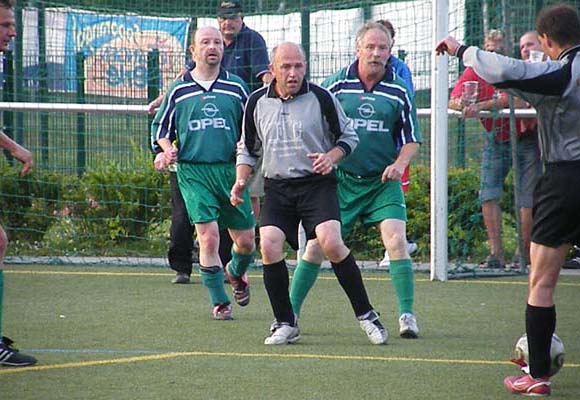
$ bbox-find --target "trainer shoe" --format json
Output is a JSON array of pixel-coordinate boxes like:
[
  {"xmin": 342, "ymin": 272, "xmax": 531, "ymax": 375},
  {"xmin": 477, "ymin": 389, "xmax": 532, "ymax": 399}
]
[
  {"xmin": 358, "ymin": 310, "xmax": 388, "ymax": 345},
  {"xmin": 399, "ymin": 313, "xmax": 419, "ymax": 339},
  {"xmin": 479, "ymin": 254, "xmax": 505, "ymax": 269},
  {"xmin": 504, "ymin": 374, "xmax": 551, "ymax": 397},
  {"xmin": 407, "ymin": 240, "xmax": 418, "ymax": 255},
  {"xmin": 563, "ymin": 246, "xmax": 580, "ymax": 269},
  {"xmin": 224, "ymin": 263, "xmax": 250, "ymax": 306},
  {"xmin": 264, "ymin": 323, "xmax": 301, "ymax": 345},
  {"xmin": 379, "ymin": 250, "xmax": 390, "ymax": 268},
  {"xmin": 171, "ymin": 272, "xmax": 191, "ymax": 284},
  {"xmin": 0, "ymin": 337, "xmax": 37, "ymax": 367},
  {"xmin": 212, "ymin": 303, "xmax": 233, "ymax": 320},
  {"xmin": 379, "ymin": 241, "xmax": 417, "ymax": 269}
]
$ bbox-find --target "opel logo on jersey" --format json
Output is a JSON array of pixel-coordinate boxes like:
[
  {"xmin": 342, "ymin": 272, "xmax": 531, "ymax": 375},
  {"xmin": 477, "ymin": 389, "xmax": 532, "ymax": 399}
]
[
  {"xmin": 357, "ymin": 103, "xmax": 376, "ymax": 119},
  {"xmin": 201, "ymin": 103, "xmax": 220, "ymax": 117},
  {"xmin": 353, "ymin": 103, "xmax": 389, "ymax": 133},
  {"xmin": 189, "ymin": 102, "xmax": 232, "ymax": 132}
]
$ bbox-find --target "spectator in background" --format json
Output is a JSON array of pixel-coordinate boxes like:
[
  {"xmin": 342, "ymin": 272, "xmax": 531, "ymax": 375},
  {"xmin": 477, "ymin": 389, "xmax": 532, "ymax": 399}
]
[
  {"xmin": 448, "ymin": 29, "xmax": 541, "ymax": 269},
  {"xmin": 511, "ymin": 30, "xmax": 543, "ymax": 268},
  {"xmin": 152, "ymin": 152, "xmax": 196, "ymax": 284},
  {"xmin": 0, "ymin": 0, "xmax": 37, "ymax": 367},
  {"xmin": 437, "ymin": 4, "xmax": 580, "ymax": 395},
  {"xmin": 376, "ymin": 19, "xmax": 418, "ymax": 268}
]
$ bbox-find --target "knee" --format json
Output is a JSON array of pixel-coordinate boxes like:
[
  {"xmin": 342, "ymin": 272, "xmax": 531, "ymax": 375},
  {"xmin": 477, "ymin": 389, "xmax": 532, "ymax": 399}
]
[
  {"xmin": 198, "ymin": 230, "xmax": 219, "ymax": 254},
  {"xmin": 235, "ymin": 231, "xmax": 256, "ymax": 254},
  {"xmin": 318, "ymin": 235, "xmax": 347, "ymax": 261},
  {"xmin": 260, "ymin": 235, "xmax": 283, "ymax": 263},
  {"xmin": 384, "ymin": 232, "xmax": 407, "ymax": 257},
  {"xmin": 303, "ymin": 241, "xmax": 325, "ymax": 264}
]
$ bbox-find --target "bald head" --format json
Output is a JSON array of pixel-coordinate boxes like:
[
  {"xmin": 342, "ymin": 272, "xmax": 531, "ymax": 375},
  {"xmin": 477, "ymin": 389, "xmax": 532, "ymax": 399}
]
[
  {"xmin": 190, "ymin": 26, "xmax": 224, "ymax": 67},
  {"xmin": 193, "ymin": 26, "xmax": 222, "ymax": 45},
  {"xmin": 269, "ymin": 42, "xmax": 307, "ymax": 98},
  {"xmin": 271, "ymin": 42, "xmax": 306, "ymax": 65},
  {"xmin": 519, "ymin": 31, "xmax": 542, "ymax": 60}
]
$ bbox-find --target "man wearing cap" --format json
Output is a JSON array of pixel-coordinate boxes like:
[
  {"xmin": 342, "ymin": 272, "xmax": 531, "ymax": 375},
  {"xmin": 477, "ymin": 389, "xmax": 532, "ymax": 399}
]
[{"xmin": 215, "ymin": 1, "xmax": 272, "ymax": 92}]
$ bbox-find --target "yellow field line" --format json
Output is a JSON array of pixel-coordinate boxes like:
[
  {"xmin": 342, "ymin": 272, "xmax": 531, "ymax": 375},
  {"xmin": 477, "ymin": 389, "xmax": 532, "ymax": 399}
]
[
  {"xmin": 1, "ymin": 349, "xmax": 577, "ymax": 375},
  {"xmin": 4, "ymin": 269, "xmax": 580, "ymax": 287}
]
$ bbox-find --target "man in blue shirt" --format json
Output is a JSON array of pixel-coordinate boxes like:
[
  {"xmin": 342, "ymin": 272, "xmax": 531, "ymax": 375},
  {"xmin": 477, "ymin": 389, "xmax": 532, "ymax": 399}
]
[{"xmin": 216, "ymin": 0, "xmax": 272, "ymax": 92}]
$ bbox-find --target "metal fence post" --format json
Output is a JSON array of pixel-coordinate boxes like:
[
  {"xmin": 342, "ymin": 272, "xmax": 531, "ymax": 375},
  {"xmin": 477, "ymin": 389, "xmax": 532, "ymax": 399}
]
[{"xmin": 76, "ymin": 51, "xmax": 86, "ymax": 175}]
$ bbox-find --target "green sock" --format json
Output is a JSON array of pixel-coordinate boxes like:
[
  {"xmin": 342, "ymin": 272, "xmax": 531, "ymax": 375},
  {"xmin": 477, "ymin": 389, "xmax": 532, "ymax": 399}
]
[
  {"xmin": 289, "ymin": 259, "xmax": 321, "ymax": 317},
  {"xmin": 389, "ymin": 259, "xmax": 415, "ymax": 315},
  {"xmin": 0, "ymin": 270, "xmax": 3, "ymax": 336},
  {"xmin": 200, "ymin": 266, "xmax": 230, "ymax": 306},
  {"xmin": 228, "ymin": 249, "xmax": 255, "ymax": 278}
]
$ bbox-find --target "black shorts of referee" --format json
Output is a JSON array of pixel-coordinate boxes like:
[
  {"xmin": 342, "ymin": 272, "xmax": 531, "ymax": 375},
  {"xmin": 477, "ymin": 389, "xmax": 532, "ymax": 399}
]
[
  {"xmin": 532, "ymin": 161, "xmax": 580, "ymax": 247},
  {"xmin": 260, "ymin": 172, "xmax": 341, "ymax": 250}
]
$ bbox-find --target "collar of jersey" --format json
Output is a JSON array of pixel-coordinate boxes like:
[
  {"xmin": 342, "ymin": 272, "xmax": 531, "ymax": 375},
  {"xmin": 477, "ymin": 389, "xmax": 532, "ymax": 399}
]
[
  {"xmin": 183, "ymin": 67, "xmax": 228, "ymax": 83},
  {"xmin": 559, "ymin": 44, "xmax": 580, "ymax": 61}
]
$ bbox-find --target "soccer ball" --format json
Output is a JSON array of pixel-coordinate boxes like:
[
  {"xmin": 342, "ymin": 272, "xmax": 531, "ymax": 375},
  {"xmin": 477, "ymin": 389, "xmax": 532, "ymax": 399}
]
[{"xmin": 513, "ymin": 333, "xmax": 565, "ymax": 376}]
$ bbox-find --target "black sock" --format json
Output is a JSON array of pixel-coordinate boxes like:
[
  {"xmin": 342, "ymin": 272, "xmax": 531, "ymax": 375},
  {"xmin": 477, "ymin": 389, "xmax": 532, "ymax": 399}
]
[
  {"xmin": 218, "ymin": 229, "xmax": 233, "ymax": 266},
  {"xmin": 526, "ymin": 304, "xmax": 556, "ymax": 378},
  {"xmin": 263, "ymin": 260, "xmax": 294, "ymax": 325},
  {"xmin": 331, "ymin": 253, "xmax": 372, "ymax": 317}
]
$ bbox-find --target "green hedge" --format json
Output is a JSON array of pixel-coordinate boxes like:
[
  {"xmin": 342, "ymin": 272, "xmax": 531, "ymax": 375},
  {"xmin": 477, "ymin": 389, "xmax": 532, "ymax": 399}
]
[{"xmin": 1, "ymin": 160, "xmax": 517, "ymax": 261}]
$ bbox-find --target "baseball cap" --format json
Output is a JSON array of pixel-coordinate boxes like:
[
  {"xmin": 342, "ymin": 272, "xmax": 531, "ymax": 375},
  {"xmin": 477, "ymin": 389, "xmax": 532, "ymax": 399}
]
[{"xmin": 217, "ymin": 1, "xmax": 243, "ymax": 18}]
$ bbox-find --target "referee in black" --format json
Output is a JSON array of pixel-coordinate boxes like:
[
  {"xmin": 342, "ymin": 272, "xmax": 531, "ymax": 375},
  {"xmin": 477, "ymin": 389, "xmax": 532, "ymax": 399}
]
[{"xmin": 437, "ymin": 4, "xmax": 580, "ymax": 396}]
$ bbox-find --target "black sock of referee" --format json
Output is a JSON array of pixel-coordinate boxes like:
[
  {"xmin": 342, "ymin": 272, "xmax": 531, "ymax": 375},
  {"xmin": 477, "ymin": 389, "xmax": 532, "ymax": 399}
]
[
  {"xmin": 526, "ymin": 304, "xmax": 556, "ymax": 378},
  {"xmin": 331, "ymin": 252, "xmax": 373, "ymax": 317},
  {"xmin": 263, "ymin": 260, "xmax": 295, "ymax": 325}
]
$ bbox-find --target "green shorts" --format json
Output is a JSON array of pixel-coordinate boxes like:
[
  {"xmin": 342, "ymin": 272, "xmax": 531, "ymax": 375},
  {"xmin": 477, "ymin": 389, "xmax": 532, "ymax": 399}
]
[
  {"xmin": 177, "ymin": 162, "xmax": 255, "ymax": 230},
  {"xmin": 337, "ymin": 169, "xmax": 407, "ymax": 237}
]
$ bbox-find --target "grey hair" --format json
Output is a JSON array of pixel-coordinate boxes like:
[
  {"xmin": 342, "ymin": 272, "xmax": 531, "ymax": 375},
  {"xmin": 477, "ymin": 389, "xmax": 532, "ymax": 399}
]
[{"xmin": 355, "ymin": 21, "xmax": 392, "ymax": 48}]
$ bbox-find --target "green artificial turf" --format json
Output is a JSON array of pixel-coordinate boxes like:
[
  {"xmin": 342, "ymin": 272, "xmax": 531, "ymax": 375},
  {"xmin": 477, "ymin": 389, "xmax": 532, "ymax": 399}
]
[{"xmin": 1, "ymin": 266, "xmax": 579, "ymax": 399}]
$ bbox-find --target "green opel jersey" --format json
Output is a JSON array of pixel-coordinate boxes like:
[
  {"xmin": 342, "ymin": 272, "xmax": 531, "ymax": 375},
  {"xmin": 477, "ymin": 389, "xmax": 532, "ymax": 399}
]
[
  {"xmin": 322, "ymin": 60, "xmax": 421, "ymax": 177},
  {"xmin": 151, "ymin": 68, "xmax": 249, "ymax": 163}
]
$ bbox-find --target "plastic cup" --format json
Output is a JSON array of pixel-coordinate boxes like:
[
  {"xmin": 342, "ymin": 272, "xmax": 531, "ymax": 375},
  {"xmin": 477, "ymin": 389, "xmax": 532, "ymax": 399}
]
[
  {"xmin": 462, "ymin": 81, "xmax": 479, "ymax": 105},
  {"xmin": 529, "ymin": 50, "xmax": 544, "ymax": 63}
]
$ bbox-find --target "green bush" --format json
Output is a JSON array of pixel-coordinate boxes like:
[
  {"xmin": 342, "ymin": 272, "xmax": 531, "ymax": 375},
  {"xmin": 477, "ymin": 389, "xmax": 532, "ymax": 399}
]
[
  {"xmin": 347, "ymin": 164, "xmax": 516, "ymax": 262},
  {"xmin": 3, "ymin": 159, "xmax": 519, "ymax": 260}
]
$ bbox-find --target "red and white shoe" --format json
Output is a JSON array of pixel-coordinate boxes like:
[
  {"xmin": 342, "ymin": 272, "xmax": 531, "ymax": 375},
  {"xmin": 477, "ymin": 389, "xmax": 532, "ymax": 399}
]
[
  {"xmin": 212, "ymin": 303, "xmax": 233, "ymax": 320},
  {"xmin": 224, "ymin": 263, "xmax": 250, "ymax": 307},
  {"xmin": 504, "ymin": 374, "xmax": 551, "ymax": 397}
]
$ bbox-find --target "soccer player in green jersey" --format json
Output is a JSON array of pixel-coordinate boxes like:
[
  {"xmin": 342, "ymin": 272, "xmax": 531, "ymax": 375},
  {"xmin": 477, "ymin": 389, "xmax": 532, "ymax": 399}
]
[
  {"xmin": 152, "ymin": 26, "xmax": 256, "ymax": 320},
  {"xmin": 290, "ymin": 22, "xmax": 422, "ymax": 339}
]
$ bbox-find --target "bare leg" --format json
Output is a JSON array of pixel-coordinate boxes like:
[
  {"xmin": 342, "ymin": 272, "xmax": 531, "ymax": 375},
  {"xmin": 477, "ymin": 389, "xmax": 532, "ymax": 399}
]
[{"xmin": 482, "ymin": 199, "xmax": 504, "ymax": 263}]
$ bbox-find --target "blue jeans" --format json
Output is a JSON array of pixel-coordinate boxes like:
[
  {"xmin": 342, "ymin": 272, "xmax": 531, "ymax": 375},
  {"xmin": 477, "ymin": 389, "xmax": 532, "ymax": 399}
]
[{"xmin": 479, "ymin": 134, "xmax": 541, "ymax": 208}]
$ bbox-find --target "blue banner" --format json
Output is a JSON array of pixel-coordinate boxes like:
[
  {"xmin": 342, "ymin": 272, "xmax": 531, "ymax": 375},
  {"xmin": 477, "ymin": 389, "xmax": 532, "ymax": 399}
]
[{"xmin": 63, "ymin": 11, "xmax": 190, "ymax": 98}]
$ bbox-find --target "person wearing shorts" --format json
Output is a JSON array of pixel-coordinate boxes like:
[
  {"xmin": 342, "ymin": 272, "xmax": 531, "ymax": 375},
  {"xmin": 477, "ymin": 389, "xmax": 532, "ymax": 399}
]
[
  {"xmin": 437, "ymin": 4, "xmax": 580, "ymax": 395},
  {"xmin": 231, "ymin": 41, "xmax": 387, "ymax": 346},
  {"xmin": 290, "ymin": 22, "xmax": 422, "ymax": 339},
  {"xmin": 152, "ymin": 26, "xmax": 255, "ymax": 320}
]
